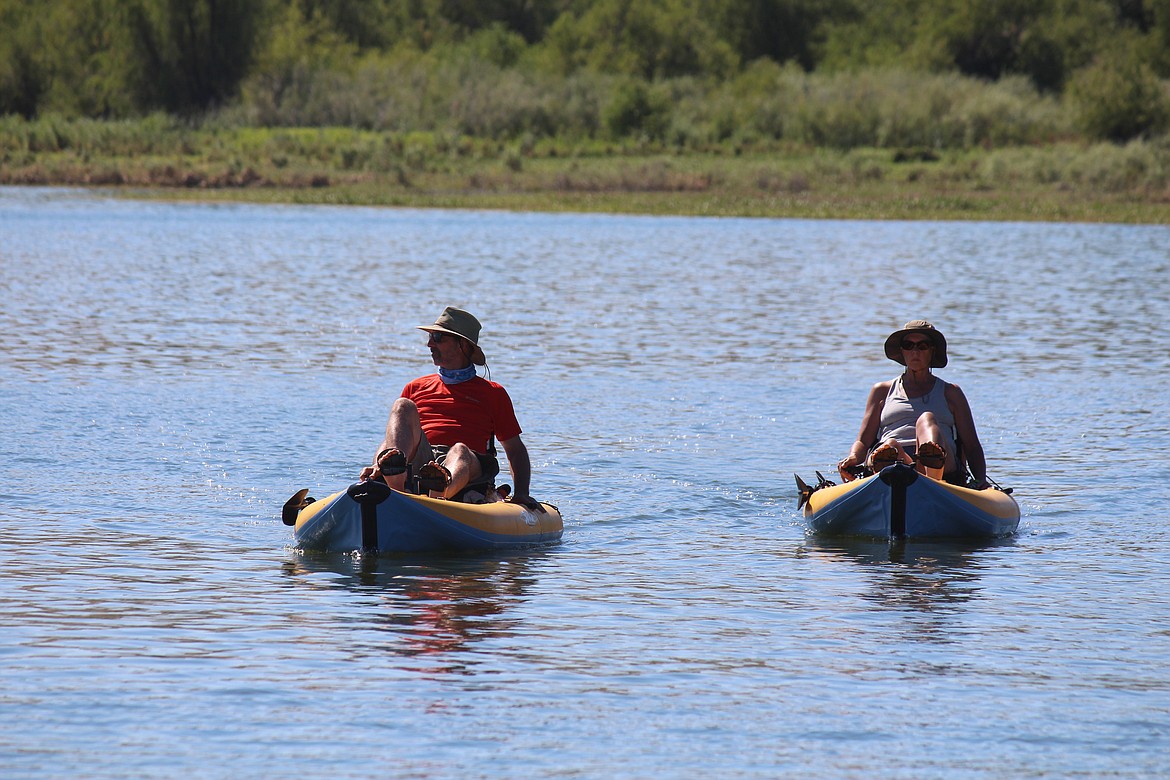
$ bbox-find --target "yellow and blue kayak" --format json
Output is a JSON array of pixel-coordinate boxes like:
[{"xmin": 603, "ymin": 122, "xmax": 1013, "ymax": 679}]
[
  {"xmin": 283, "ymin": 480, "xmax": 563, "ymax": 553},
  {"xmin": 797, "ymin": 463, "xmax": 1019, "ymax": 539}
]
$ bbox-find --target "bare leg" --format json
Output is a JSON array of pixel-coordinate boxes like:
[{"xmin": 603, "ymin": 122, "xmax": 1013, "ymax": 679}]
[
  {"xmin": 435, "ymin": 443, "xmax": 482, "ymax": 500},
  {"xmin": 360, "ymin": 398, "xmax": 424, "ymax": 490},
  {"xmin": 914, "ymin": 412, "xmax": 953, "ymax": 479}
]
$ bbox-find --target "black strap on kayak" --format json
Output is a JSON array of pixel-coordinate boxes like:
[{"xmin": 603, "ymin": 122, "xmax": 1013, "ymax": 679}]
[
  {"xmin": 879, "ymin": 463, "xmax": 918, "ymax": 539},
  {"xmin": 347, "ymin": 479, "xmax": 392, "ymax": 551}
]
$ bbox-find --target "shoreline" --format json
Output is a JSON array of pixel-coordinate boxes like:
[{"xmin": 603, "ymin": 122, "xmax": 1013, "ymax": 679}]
[{"xmin": 5, "ymin": 146, "xmax": 1169, "ymax": 224}]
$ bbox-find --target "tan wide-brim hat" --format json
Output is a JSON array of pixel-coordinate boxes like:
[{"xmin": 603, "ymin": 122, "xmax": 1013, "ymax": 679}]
[
  {"xmin": 419, "ymin": 306, "xmax": 486, "ymax": 366},
  {"xmin": 883, "ymin": 319, "xmax": 948, "ymax": 368}
]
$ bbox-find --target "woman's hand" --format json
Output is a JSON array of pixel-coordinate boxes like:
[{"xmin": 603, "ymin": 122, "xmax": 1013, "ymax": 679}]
[{"xmin": 837, "ymin": 454, "xmax": 863, "ymax": 482}]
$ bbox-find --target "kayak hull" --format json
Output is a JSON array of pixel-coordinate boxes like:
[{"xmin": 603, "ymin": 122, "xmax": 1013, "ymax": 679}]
[
  {"xmin": 803, "ymin": 463, "xmax": 1020, "ymax": 539},
  {"xmin": 291, "ymin": 481, "xmax": 563, "ymax": 553}
]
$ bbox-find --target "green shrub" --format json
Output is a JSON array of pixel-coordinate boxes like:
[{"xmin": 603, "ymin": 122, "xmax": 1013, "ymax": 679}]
[
  {"xmin": 978, "ymin": 141, "xmax": 1170, "ymax": 190},
  {"xmin": 716, "ymin": 65, "xmax": 1068, "ymax": 150},
  {"xmin": 1068, "ymin": 45, "xmax": 1170, "ymax": 141},
  {"xmin": 538, "ymin": 0, "xmax": 737, "ymax": 80},
  {"xmin": 602, "ymin": 80, "xmax": 671, "ymax": 140},
  {"xmin": 1070, "ymin": 140, "xmax": 1170, "ymax": 190}
]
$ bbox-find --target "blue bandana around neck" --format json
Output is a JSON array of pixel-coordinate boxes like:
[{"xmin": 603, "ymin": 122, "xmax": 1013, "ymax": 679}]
[{"xmin": 438, "ymin": 365, "xmax": 477, "ymax": 385}]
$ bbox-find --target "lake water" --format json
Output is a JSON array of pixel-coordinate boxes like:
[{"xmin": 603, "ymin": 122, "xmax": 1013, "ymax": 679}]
[{"xmin": 2, "ymin": 186, "xmax": 1169, "ymax": 778}]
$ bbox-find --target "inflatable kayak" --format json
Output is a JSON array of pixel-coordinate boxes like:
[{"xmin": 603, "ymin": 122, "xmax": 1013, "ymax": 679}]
[
  {"xmin": 796, "ymin": 462, "xmax": 1019, "ymax": 540},
  {"xmin": 282, "ymin": 480, "xmax": 563, "ymax": 553}
]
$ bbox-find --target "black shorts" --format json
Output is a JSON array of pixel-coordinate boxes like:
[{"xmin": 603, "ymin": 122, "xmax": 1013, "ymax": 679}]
[{"xmin": 429, "ymin": 444, "xmax": 501, "ymax": 487}]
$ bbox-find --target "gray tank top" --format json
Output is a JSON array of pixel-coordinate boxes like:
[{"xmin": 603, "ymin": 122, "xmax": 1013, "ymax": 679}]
[{"xmin": 878, "ymin": 375, "xmax": 956, "ymax": 452}]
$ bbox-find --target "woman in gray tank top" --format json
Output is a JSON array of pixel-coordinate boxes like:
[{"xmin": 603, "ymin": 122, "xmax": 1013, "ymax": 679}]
[{"xmin": 836, "ymin": 320, "xmax": 989, "ymax": 488}]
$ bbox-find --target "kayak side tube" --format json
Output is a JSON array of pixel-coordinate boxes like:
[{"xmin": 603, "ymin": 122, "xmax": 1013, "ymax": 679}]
[
  {"xmin": 293, "ymin": 481, "xmax": 564, "ymax": 553},
  {"xmin": 804, "ymin": 463, "xmax": 1020, "ymax": 539}
]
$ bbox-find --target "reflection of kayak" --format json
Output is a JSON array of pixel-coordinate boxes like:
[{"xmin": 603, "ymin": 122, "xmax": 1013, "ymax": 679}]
[
  {"xmin": 283, "ymin": 480, "xmax": 564, "ymax": 553},
  {"xmin": 797, "ymin": 463, "xmax": 1019, "ymax": 539}
]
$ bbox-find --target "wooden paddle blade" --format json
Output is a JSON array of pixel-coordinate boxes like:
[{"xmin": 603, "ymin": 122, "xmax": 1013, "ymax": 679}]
[{"xmin": 282, "ymin": 488, "xmax": 312, "ymax": 526}]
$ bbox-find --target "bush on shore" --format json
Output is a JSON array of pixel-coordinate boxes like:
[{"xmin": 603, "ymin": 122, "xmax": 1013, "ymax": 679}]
[
  {"xmin": 224, "ymin": 58, "xmax": 1078, "ymax": 151},
  {"xmin": 2, "ymin": 0, "xmax": 1169, "ymax": 147}
]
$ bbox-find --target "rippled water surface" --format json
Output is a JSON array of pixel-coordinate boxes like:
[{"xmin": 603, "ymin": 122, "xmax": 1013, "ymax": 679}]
[{"xmin": 2, "ymin": 187, "xmax": 1169, "ymax": 778}]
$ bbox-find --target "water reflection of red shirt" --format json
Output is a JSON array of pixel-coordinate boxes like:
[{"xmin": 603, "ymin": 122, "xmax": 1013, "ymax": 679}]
[{"xmin": 402, "ymin": 374, "xmax": 521, "ymax": 452}]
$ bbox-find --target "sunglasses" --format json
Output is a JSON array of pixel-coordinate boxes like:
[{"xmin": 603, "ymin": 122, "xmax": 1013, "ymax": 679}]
[
  {"xmin": 901, "ymin": 340, "xmax": 933, "ymax": 351},
  {"xmin": 426, "ymin": 332, "xmax": 449, "ymax": 344}
]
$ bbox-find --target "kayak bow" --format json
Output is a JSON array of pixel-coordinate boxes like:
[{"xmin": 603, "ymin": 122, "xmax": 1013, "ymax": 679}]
[
  {"xmin": 283, "ymin": 480, "xmax": 563, "ymax": 553},
  {"xmin": 797, "ymin": 463, "xmax": 1019, "ymax": 540}
]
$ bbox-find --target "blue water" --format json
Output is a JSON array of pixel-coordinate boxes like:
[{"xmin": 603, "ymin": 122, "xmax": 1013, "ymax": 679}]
[{"xmin": 1, "ymin": 187, "xmax": 1169, "ymax": 778}]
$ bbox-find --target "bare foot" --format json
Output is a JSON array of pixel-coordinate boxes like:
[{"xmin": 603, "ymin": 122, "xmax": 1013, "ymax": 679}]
[
  {"xmin": 376, "ymin": 448, "xmax": 407, "ymax": 491},
  {"xmin": 868, "ymin": 442, "xmax": 902, "ymax": 473},
  {"xmin": 417, "ymin": 461, "xmax": 451, "ymax": 498},
  {"xmin": 916, "ymin": 441, "xmax": 946, "ymax": 478}
]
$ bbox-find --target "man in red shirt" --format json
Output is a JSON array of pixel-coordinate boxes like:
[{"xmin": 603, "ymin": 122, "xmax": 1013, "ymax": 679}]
[{"xmin": 358, "ymin": 307, "xmax": 538, "ymax": 508}]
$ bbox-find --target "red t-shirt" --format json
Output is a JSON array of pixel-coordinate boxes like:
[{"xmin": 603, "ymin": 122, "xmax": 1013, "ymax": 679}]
[{"xmin": 401, "ymin": 373, "xmax": 522, "ymax": 452}]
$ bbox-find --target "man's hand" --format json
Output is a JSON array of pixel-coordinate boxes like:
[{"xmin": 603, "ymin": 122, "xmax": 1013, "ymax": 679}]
[{"xmin": 508, "ymin": 494, "xmax": 547, "ymax": 513}]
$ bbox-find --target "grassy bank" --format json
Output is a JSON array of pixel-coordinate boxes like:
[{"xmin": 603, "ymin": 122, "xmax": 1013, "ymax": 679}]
[{"xmin": 3, "ymin": 120, "xmax": 1169, "ymax": 222}]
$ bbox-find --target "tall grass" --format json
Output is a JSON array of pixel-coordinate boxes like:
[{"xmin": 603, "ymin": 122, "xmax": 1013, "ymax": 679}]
[
  {"xmin": 6, "ymin": 63, "xmax": 1148, "ymax": 156},
  {"xmin": 227, "ymin": 58, "xmax": 1080, "ymax": 150},
  {"xmin": 980, "ymin": 139, "xmax": 1170, "ymax": 192},
  {"xmin": 4, "ymin": 60, "xmax": 1169, "ymax": 213},
  {"xmin": 690, "ymin": 65, "xmax": 1072, "ymax": 149},
  {"xmin": 6, "ymin": 115, "xmax": 1169, "ymax": 198},
  {"xmin": 232, "ymin": 50, "xmax": 610, "ymax": 141},
  {"xmin": 0, "ymin": 113, "xmax": 189, "ymax": 155}
]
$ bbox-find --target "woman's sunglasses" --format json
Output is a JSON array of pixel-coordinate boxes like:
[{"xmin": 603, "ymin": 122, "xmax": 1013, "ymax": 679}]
[{"xmin": 901, "ymin": 340, "xmax": 933, "ymax": 351}]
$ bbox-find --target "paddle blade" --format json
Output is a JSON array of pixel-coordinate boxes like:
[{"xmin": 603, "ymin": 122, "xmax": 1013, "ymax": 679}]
[
  {"xmin": 282, "ymin": 488, "xmax": 313, "ymax": 526},
  {"xmin": 795, "ymin": 474, "xmax": 814, "ymax": 510}
]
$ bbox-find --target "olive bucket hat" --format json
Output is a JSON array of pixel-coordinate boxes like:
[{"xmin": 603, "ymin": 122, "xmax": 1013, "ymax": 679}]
[
  {"xmin": 418, "ymin": 306, "xmax": 486, "ymax": 365},
  {"xmin": 883, "ymin": 319, "xmax": 948, "ymax": 368}
]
